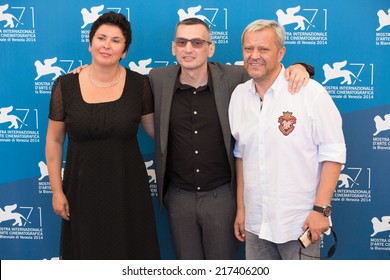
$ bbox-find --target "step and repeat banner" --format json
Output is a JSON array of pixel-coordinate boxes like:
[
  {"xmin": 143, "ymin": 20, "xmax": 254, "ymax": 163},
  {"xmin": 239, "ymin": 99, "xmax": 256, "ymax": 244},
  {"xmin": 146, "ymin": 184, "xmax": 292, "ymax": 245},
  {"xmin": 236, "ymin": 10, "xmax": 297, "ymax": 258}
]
[{"xmin": 0, "ymin": 0, "xmax": 389, "ymax": 260}]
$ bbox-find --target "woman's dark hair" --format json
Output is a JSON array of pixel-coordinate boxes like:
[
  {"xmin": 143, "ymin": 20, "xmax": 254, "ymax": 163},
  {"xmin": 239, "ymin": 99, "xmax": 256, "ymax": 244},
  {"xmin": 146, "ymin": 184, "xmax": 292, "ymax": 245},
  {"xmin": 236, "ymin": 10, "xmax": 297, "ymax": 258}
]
[{"xmin": 89, "ymin": 11, "xmax": 132, "ymax": 53}]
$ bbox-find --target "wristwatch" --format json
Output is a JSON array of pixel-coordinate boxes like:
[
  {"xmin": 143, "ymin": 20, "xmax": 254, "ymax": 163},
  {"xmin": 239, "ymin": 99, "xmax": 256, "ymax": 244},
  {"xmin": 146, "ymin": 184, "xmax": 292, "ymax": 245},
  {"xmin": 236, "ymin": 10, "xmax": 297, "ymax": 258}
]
[{"xmin": 313, "ymin": 205, "xmax": 332, "ymax": 217}]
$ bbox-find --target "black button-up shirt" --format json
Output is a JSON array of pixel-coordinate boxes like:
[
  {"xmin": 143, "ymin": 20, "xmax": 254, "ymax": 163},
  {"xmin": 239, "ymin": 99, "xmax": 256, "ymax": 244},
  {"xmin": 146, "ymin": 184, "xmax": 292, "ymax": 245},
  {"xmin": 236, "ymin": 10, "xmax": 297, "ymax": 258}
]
[{"xmin": 166, "ymin": 71, "xmax": 231, "ymax": 191}]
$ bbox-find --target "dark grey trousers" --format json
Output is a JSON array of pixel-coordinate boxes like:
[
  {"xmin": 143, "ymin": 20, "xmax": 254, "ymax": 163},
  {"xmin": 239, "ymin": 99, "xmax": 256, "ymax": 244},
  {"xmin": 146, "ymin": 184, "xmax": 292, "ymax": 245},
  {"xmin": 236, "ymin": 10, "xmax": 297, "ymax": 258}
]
[{"xmin": 165, "ymin": 182, "xmax": 238, "ymax": 260}]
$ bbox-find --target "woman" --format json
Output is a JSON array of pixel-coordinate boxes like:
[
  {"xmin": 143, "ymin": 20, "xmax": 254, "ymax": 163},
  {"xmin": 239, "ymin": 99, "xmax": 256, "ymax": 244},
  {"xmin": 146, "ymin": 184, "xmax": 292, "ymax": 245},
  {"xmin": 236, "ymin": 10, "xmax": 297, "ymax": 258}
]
[{"xmin": 45, "ymin": 12, "xmax": 160, "ymax": 259}]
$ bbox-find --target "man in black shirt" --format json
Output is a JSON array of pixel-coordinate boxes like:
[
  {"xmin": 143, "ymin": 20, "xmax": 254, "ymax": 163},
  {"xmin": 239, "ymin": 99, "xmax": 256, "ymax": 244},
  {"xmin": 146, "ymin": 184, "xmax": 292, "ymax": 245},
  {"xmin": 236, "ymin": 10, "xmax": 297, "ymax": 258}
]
[{"xmin": 149, "ymin": 17, "xmax": 313, "ymax": 259}]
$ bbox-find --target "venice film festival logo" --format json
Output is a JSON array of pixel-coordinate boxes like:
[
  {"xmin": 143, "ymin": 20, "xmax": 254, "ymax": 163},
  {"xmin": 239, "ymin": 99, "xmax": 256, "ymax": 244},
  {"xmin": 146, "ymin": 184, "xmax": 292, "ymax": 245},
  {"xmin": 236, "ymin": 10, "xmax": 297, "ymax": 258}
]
[
  {"xmin": 0, "ymin": 204, "xmax": 44, "ymax": 240},
  {"xmin": 333, "ymin": 164, "xmax": 372, "ymax": 204},
  {"xmin": 177, "ymin": 5, "xmax": 229, "ymax": 45},
  {"xmin": 145, "ymin": 160, "xmax": 157, "ymax": 197},
  {"xmin": 0, "ymin": 105, "xmax": 40, "ymax": 143},
  {"xmin": 37, "ymin": 160, "xmax": 64, "ymax": 195},
  {"xmin": 129, "ymin": 58, "xmax": 181, "ymax": 74},
  {"xmin": 376, "ymin": 8, "xmax": 390, "ymax": 46},
  {"xmin": 370, "ymin": 215, "xmax": 390, "ymax": 251},
  {"xmin": 34, "ymin": 57, "xmax": 83, "ymax": 94},
  {"xmin": 276, "ymin": 6, "xmax": 327, "ymax": 45},
  {"xmin": 0, "ymin": 3, "xmax": 36, "ymax": 43},
  {"xmin": 80, "ymin": 4, "xmax": 130, "ymax": 43},
  {"xmin": 372, "ymin": 113, "xmax": 390, "ymax": 151},
  {"xmin": 321, "ymin": 60, "xmax": 375, "ymax": 100}
]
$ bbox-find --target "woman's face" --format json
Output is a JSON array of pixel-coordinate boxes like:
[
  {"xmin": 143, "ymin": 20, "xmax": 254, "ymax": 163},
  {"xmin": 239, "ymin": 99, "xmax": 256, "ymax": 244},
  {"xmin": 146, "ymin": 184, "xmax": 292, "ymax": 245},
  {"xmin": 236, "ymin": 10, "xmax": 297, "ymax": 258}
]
[{"xmin": 89, "ymin": 24, "xmax": 127, "ymax": 66}]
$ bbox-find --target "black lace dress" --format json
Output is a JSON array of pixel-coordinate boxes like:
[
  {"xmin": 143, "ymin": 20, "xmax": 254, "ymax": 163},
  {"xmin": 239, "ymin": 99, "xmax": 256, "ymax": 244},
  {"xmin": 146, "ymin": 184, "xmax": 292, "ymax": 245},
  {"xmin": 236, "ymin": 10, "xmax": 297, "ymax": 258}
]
[{"xmin": 49, "ymin": 69, "xmax": 160, "ymax": 259}]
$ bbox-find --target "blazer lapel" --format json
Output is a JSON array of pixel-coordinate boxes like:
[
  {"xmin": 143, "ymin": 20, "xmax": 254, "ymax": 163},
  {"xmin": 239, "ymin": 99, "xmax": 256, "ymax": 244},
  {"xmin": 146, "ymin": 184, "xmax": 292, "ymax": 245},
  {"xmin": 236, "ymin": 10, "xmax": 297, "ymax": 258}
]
[
  {"xmin": 209, "ymin": 63, "xmax": 232, "ymax": 156},
  {"xmin": 160, "ymin": 66, "xmax": 180, "ymax": 154}
]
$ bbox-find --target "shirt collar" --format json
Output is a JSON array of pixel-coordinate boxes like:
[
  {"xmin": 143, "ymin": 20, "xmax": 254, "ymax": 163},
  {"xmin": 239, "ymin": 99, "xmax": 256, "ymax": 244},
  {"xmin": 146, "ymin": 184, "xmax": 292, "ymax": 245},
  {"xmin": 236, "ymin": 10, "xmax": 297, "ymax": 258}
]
[
  {"xmin": 248, "ymin": 64, "xmax": 286, "ymax": 97},
  {"xmin": 174, "ymin": 65, "xmax": 213, "ymax": 92}
]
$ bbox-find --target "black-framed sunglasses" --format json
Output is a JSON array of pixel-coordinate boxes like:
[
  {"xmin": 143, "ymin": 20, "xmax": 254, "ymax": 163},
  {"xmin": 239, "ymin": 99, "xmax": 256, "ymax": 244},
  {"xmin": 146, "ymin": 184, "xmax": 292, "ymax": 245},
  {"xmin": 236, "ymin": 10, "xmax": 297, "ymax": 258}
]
[
  {"xmin": 299, "ymin": 227, "xmax": 338, "ymax": 259},
  {"xmin": 173, "ymin": 37, "xmax": 212, "ymax": 48}
]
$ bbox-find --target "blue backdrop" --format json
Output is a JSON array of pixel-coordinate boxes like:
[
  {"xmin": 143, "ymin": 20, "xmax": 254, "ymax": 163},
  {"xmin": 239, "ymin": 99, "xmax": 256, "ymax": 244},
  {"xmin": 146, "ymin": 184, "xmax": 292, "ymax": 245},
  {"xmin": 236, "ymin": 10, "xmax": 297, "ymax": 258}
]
[{"xmin": 0, "ymin": 0, "xmax": 389, "ymax": 260}]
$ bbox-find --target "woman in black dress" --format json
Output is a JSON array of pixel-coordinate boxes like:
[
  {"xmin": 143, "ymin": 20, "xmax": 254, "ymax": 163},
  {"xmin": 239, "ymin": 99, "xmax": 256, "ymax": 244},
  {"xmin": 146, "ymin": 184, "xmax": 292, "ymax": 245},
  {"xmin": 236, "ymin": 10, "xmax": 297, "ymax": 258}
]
[{"xmin": 45, "ymin": 12, "xmax": 160, "ymax": 260}]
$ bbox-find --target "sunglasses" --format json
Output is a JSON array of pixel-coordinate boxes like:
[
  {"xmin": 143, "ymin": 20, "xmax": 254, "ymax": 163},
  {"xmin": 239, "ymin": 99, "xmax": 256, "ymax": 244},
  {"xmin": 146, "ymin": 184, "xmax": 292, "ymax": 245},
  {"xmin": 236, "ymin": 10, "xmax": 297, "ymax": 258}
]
[
  {"xmin": 173, "ymin": 37, "xmax": 212, "ymax": 48},
  {"xmin": 299, "ymin": 227, "xmax": 338, "ymax": 259}
]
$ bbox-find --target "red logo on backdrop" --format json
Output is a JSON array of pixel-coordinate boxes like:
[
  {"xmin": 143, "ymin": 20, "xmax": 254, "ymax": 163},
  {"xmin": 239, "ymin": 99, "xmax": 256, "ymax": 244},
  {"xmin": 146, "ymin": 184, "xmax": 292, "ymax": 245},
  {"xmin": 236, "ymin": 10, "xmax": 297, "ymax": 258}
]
[{"xmin": 278, "ymin": 111, "xmax": 296, "ymax": 136}]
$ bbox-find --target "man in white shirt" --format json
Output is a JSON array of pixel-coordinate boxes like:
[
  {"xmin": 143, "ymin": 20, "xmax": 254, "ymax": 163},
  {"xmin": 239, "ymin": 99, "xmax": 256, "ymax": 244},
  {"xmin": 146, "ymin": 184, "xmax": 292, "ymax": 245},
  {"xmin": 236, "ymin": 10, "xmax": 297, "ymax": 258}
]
[{"xmin": 228, "ymin": 19, "xmax": 346, "ymax": 260}]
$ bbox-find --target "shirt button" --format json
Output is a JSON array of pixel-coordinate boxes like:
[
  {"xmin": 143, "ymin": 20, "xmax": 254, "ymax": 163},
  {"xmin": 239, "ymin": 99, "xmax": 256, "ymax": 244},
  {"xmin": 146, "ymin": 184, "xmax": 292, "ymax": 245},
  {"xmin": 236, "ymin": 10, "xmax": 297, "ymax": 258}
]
[
  {"xmin": 197, "ymin": 187, "xmax": 201, "ymax": 190},
  {"xmin": 195, "ymin": 150, "xmax": 199, "ymax": 154},
  {"xmin": 196, "ymin": 169, "xmax": 200, "ymax": 173},
  {"xmin": 194, "ymin": 111, "xmax": 197, "ymax": 115},
  {"xmin": 194, "ymin": 130, "xmax": 198, "ymax": 134},
  {"xmin": 193, "ymin": 91, "xmax": 197, "ymax": 95}
]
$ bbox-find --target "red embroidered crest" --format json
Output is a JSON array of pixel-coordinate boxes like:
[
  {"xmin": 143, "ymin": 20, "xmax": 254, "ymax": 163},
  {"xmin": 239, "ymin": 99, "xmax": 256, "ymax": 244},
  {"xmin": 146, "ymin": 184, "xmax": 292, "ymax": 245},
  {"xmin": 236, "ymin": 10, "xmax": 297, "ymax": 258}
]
[{"xmin": 278, "ymin": 111, "xmax": 296, "ymax": 136}]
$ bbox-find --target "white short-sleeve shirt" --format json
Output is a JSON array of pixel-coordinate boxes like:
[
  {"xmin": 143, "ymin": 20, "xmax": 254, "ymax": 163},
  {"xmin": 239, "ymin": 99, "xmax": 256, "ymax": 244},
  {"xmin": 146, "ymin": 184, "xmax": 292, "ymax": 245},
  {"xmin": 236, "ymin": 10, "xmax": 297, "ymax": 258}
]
[{"xmin": 228, "ymin": 66, "xmax": 346, "ymax": 243}]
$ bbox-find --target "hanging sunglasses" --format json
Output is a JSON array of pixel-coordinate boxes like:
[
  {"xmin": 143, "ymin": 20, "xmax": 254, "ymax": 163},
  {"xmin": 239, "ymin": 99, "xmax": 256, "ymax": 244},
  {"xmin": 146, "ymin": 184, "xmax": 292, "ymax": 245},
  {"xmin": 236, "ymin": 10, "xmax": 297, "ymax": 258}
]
[{"xmin": 299, "ymin": 227, "xmax": 338, "ymax": 259}]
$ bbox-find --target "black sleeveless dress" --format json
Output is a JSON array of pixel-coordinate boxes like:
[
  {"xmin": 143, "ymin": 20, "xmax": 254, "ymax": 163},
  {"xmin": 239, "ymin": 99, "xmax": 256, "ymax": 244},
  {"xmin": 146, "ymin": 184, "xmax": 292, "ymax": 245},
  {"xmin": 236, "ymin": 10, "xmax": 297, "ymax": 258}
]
[{"xmin": 49, "ymin": 69, "xmax": 160, "ymax": 259}]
